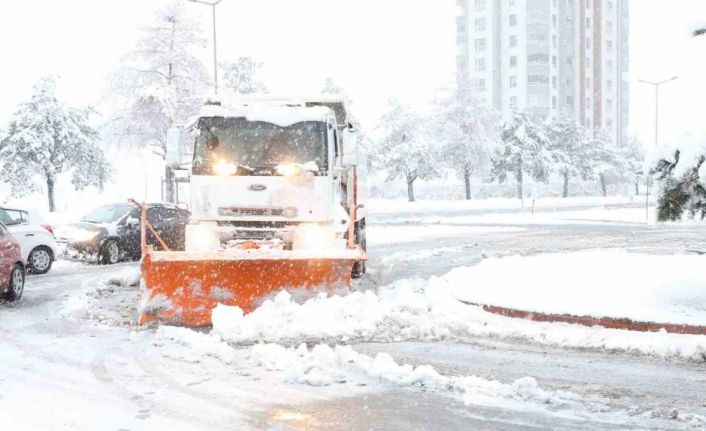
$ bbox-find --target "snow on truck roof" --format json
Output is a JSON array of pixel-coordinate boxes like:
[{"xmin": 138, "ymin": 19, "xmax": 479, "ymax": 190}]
[{"xmin": 196, "ymin": 104, "xmax": 334, "ymax": 128}]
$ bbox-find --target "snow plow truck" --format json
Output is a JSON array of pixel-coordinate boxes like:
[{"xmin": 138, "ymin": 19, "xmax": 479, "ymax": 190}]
[{"xmin": 138, "ymin": 95, "xmax": 367, "ymax": 326}]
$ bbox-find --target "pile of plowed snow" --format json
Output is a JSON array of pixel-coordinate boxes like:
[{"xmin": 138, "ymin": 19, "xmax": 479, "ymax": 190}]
[
  {"xmin": 209, "ymin": 259, "xmax": 706, "ymax": 360},
  {"xmin": 157, "ymin": 326, "xmax": 599, "ymax": 415}
]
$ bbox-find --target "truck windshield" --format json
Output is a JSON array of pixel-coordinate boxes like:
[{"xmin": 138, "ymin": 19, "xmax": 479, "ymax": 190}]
[{"xmin": 193, "ymin": 117, "xmax": 328, "ymax": 175}]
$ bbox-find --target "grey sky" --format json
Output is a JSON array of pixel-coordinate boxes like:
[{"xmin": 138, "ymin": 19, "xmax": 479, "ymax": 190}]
[{"xmin": 0, "ymin": 0, "xmax": 704, "ymax": 148}]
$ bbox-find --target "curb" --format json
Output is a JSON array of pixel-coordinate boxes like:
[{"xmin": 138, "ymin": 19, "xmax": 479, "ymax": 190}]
[{"xmin": 458, "ymin": 300, "xmax": 706, "ymax": 336}]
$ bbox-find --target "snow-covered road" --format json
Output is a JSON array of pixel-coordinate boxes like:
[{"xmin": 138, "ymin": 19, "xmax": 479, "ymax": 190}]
[{"xmin": 2, "ymin": 201, "xmax": 706, "ymax": 430}]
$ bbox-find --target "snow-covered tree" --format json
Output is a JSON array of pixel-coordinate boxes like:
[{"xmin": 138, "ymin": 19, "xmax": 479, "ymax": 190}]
[
  {"xmin": 492, "ymin": 111, "xmax": 552, "ymax": 199},
  {"xmin": 374, "ymin": 100, "xmax": 439, "ymax": 202},
  {"xmin": 652, "ymin": 135, "xmax": 706, "ymax": 221},
  {"xmin": 221, "ymin": 57, "xmax": 268, "ymax": 95},
  {"xmin": 430, "ymin": 88, "xmax": 500, "ymax": 199},
  {"xmin": 546, "ymin": 118, "xmax": 596, "ymax": 198},
  {"xmin": 322, "ymin": 77, "xmax": 344, "ymax": 95},
  {"xmin": 590, "ymin": 131, "xmax": 644, "ymax": 197},
  {"xmin": 108, "ymin": 0, "xmax": 209, "ymax": 202},
  {"xmin": 0, "ymin": 77, "xmax": 110, "ymax": 212}
]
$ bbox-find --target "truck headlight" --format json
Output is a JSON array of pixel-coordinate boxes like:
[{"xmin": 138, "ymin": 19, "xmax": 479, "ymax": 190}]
[
  {"xmin": 294, "ymin": 225, "xmax": 333, "ymax": 250},
  {"xmin": 186, "ymin": 224, "xmax": 221, "ymax": 252},
  {"xmin": 276, "ymin": 163, "xmax": 300, "ymax": 177},
  {"xmin": 213, "ymin": 161, "xmax": 238, "ymax": 176}
]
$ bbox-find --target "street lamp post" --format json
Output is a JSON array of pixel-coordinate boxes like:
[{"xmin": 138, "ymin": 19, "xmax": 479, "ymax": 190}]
[
  {"xmin": 637, "ymin": 76, "xmax": 678, "ymax": 223},
  {"xmin": 637, "ymin": 76, "xmax": 678, "ymax": 147},
  {"xmin": 188, "ymin": 0, "xmax": 224, "ymax": 94}
]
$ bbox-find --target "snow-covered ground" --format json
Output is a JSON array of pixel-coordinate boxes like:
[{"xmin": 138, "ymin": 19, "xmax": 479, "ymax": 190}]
[
  {"xmin": 449, "ymin": 250, "xmax": 706, "ymax": 326},
  {"xmin": 2, "ymin": 198, "xmax": 706, "ymax": 430}
]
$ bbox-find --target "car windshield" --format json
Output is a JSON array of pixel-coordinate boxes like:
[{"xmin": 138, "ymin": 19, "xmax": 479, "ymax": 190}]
[
  {"xmin": 193, "ymin": 117, "xmax": 328, "ymax": 175},
  {"xmin": 81, "ymin": 205, "xmax": 133, "ymax": 224}
]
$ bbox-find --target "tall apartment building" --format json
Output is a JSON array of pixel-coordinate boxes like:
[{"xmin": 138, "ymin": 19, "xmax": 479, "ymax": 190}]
[{"xmin": 456, "ymin": 0, "xmax": 629, "ymax": 145}]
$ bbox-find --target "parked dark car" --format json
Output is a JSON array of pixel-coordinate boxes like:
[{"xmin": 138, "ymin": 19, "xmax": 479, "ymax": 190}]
[
  {"xmin": 55, "ymin": 203, "xmax": 191, "ymax": 264},
  {"xmin": 0, "ymin": 221, "xmax": 25, "ymax": 302}
]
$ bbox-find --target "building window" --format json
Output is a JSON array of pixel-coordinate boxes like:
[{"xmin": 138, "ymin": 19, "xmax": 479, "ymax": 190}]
[
  {"xmin": 606, "ymin": 59, "xmax": 613, "ymax": 70},
  {"xmin": 509, "ymin": 35, "xmax": 517, "ymax": 47},
  {"xmin": 552, "ymin": 14, "xmax": 557, "ymax": 26},
  {"xmin": 528, "ymin": 53, "xmax": 549, "ymax": 63},
  {"xmin": 475, "ymin": 58, "xmax": 486, "ymax": 71},
  {"xmin": 606, "ymin": 40, "xmax": 613, "ymax": 51},
  {"xmin": 586, "ymin": 57, "xmax": 591, "ymax": 67},
  {"xmin": 476, "ymin": 78, "xmax": 486, "ymax": 92},
  {"xmin": 606, "ymin": 98, "xmax": 613, "ymax": 110},
  {"xmin": 552, "ymin": 35, "xmax": 557, "ymax": 47},
  {"xmin": 608, "ymin": 1, "xmax": 613, "ymax": 10},
  {"xmin": 475, "ymin": 17, "xmax": 486, "ymax": 31},
  {"xmin": 509, "ymin": 0, "xmax": 516, "ymax": 6},
  {"xmin": 585, "ymin": 37, "xmax": 591, "ymax": 49},
  {"xmin": 552, "ymin": 76, "xmax": 557, "ymax": 88},
  {"xmin": 528, "ymin": 74, "xmax": 549, "ymax": 84},
  {"xmin": 586, "ymin": 78, "xmax": 591, "ymax": 88},
  {"xmin": 586, "ymin": 17, "xmax": 590, "ymax": 29},
  {"xmin": 510, "ymin": 96, "xmax": 518, "ymax": 109},
  {"xmin": 606, "ymin": 79, "xmax": 613, "ymax": 90},
  {"xmin": 509, "ymin": 15, "xmax": 517, "ymax": 27},
  {"xmin": 552, "ymin": 56, "xmax": 557, "ymax": 67},
  {"xmin": 509, "ymin": 76, "xmax": 518, "ymax": 88},
  {"xmin": 607, "ymin": 119, "xmax": 613, "ymax": 128},
  {"xmin": 475, "ymin": 38, "xmax": 486, "ymax": 52},
  {"xmin": 474, "ymin": 0, "xmax": 485, "ymax": 11},
  {"xmin": 586, "ymin": 0, "xmax": 590, "ymax": 8},
  {"xmin": 510, "ymin": 56, "xmax": 517, "ymax": 67},
  {"xmin": 552, "ymin": 96, "xmax": 557, "ymax": 109},
  {"xmin": 567, "ymin": 96, "xmax": 574, "ymax": 107},
  {"xmin": 606, "ymin": 20, "xmax": 613, "ymax": 32}
]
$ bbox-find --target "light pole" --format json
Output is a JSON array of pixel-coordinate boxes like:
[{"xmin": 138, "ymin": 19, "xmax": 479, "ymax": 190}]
[
  {"xmin": 637, "ymin": 76, "xmax": 678, "ymax": 147},
  {"xmin": 637, "ymin": 76, "xmax": 678, "ymax": 223},
  {"xmin": 188, "ymin": 0, "xmax": 224, "ymax": 94}
]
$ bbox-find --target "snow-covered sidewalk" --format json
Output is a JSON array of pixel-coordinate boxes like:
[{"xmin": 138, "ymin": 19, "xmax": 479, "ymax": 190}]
[{"xmin": 449, "ymin": 250, "xmax": 706, "ymax": 327}]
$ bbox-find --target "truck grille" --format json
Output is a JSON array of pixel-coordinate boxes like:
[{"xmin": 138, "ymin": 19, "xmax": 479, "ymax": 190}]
[{"xmin": 218, "ymin": 206, "xmax": 297, "ymax": 218}]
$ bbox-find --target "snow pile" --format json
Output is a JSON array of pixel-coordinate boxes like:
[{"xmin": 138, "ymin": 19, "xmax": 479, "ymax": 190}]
[
  {"xmin": 211, "ymin": 252, "xmax": 706, "ymax": 360},
  {"xmin": 211, "ymin": 280, "xmax": 454, "ymax": 344},
  {"xmin": 158, "ymin": 326, "xmax": 236, "ymax": 364},
  {"xmin": 247, "ymin": 343, "xmax": 586, "ymax": 410},
  {"xmin": 159, "ymin": 327, "xmax": 590, "ymax": 413}
]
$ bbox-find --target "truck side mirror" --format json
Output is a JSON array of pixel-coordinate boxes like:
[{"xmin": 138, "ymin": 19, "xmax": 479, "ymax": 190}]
[
  {"xmin": 166, "ymin": 127, "xmax": 183, "ymax": 165},
  {"xmin": 342, "ymin": 128, "xmax": 358, "ymax": 166}
]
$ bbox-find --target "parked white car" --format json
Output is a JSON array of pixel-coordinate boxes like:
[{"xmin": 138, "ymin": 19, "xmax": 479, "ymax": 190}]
[{"xmin": 0, "ymin": 207, "xmax": 58, "ymax": 274}]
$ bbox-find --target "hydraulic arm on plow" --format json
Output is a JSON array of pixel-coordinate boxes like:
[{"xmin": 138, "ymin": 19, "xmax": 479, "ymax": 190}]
[{"xmin": 137, "ymin": 95, "xmax": 367, "ymax": 327}]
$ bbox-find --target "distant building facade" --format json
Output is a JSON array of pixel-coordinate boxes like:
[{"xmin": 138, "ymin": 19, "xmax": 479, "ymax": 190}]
[{"xmin": 456, "ymin": 0, "xmax": 629, "ymax": 145}]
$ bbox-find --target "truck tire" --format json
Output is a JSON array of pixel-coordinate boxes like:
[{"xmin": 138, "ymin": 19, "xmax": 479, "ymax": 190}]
[
  {"xmin": 352, "ymin": 219, "xmax": 367, "ymax": 279},
  {"xmin": 5, "ymin": 264, "xmax": 25, "ymax": 302}
]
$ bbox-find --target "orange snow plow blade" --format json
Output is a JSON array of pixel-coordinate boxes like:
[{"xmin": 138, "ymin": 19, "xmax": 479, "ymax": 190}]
[{"xmin": 139, "ymin": 249, "xmax": 364, "ymax": 327}]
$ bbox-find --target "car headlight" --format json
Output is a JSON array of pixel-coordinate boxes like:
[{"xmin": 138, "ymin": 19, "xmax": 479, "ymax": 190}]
[{"xmin": 72, "ymin": 229, "xmax": 100, "ymax": 242}]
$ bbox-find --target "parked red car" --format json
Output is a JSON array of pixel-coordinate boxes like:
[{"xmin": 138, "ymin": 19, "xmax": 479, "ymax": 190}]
[{"xmin": 0, "ymin": 221, "xmax": 25, "ymax": 302}]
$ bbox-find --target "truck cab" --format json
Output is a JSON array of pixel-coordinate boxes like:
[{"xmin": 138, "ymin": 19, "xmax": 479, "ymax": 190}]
[{"xmin": 168, "ymin": 95, "xmax": 366, "ymax": 275}]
